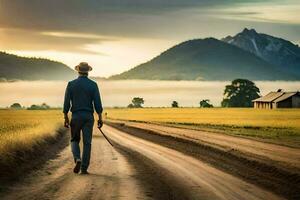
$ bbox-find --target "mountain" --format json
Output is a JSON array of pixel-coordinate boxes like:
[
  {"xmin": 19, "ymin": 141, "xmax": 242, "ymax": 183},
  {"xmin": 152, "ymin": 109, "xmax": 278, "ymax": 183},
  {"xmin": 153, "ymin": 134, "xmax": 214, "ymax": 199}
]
[
  {"xmin": 0, "ymin": 52, "xmax": 76, "ymax": 81},
  {"xmin": 222, "ymin": 28, "xmax": 300, "ymax": 75},
  {"xmin": 110, "ymin": 38, "xmax": 298, "ymax": 81}
]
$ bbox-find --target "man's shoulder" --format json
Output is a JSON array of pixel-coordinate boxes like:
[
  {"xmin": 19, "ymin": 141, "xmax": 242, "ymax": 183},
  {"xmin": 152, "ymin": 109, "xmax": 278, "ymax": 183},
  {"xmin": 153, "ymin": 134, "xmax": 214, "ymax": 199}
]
[
  {"xmin": 68, "ymin": 78, "xmax": 78, "ymax": 85},
  {"xmin": 68, "ymin": 77, "xmax": 98, "ymax": 88},
  {"xmin": 87, "ymin": 78, "xmax": 98, "ymax": 87}
]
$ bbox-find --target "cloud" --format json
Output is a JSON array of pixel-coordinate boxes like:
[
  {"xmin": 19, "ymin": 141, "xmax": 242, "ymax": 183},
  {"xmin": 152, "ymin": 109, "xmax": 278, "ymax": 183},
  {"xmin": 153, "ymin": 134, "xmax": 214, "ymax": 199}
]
[
  {"xmin": 1, "ymin": 1, "xmax": 299, "ymax": 44},
  {"xmin": 0, "ymin": 28, "xmax": 114, "ymax": 54},
  {"xmin": 0, "ymin": 0, "xmax": 299, "ymax": 76},
  {"xmin": 0, "ymin": 1, "xmax": 297, "ymax": 40},
  {"xmin": 213, "ymin": 2, "xmax": 300, "ymax": 25},
  {"xmin": 0, "ymin": 0, "xmax": 277, "ymax": 37}
]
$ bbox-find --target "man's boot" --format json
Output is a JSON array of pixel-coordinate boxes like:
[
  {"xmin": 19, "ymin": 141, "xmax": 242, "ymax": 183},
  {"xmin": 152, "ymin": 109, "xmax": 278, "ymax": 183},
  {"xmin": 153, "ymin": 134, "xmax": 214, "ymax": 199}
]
[{"xmin": 73, "ymin": 159, "xmax": 81, "ymax": 174}]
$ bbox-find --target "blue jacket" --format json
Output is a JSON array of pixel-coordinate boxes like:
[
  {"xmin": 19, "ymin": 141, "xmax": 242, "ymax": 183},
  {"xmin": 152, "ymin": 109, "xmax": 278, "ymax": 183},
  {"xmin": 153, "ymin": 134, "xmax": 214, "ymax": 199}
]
[{"xmin": 63, "ymin": 76, "xmax": 103, "ymax": 114}]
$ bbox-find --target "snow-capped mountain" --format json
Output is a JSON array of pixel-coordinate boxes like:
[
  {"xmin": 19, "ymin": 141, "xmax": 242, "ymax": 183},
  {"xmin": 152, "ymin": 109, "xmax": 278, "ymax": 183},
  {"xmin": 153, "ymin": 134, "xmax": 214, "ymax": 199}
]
[
  {"xmin": 222, "ymin": 28, "xmax": 300, "ymax": 75},
  {"xmin": 110, "ymin": 38, "xmax": 297, "ymax": 81},
  {"xmin": 110, "ymin": 29, "xmax": 300, "ymax": 81}
]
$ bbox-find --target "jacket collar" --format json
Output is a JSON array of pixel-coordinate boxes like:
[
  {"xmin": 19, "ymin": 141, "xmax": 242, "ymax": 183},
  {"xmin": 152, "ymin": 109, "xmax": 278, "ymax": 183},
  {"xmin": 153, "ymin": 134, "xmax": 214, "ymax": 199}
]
[{"xmin": 78, "ymin": 75, "xmax": 88, "ymax": 79}]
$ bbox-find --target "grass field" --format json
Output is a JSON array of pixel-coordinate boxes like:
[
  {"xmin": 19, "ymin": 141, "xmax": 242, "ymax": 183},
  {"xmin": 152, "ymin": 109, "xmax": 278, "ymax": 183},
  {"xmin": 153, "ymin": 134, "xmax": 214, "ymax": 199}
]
[
  {"xmin": 1, "ymin": 108, "xmax": 300, "ymax": 154},
  {"xmin": 105, "ymin": 108, "xmax": 300, "ymax": 146},
  {"xmin": 0, "ymin": 110, "xmax": 62, "ymax": 163}
]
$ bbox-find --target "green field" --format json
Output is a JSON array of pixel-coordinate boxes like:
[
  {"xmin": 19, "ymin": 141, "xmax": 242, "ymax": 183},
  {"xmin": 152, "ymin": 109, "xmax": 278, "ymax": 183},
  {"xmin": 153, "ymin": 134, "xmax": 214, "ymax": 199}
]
[
  {"xmin": 0, "ymin": 110, "xmax": 62, "ymax": 163},
  {"xmin": 105, "ymin": 108, "xmax": 300, "ymax": 147}
]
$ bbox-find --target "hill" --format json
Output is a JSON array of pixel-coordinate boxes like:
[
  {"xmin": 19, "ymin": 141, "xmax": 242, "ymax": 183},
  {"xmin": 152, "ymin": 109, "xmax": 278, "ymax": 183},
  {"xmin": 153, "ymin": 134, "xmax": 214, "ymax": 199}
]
[
  {"xmin": 222, "ymin": 28, "xmax": 300, "ymax": 75},
  {"xmin": 110, "ymin": 38, "xmax": 298, "ymax": 81},
  {"xmin": 0, "ymin": 52, "xmax": 76, "ymax": 81}
]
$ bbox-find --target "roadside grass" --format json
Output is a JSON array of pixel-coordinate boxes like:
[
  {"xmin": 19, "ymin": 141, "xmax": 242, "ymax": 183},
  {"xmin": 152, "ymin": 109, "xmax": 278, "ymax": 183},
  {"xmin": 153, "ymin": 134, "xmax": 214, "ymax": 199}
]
[
  {"xmin": 0, "ymin": 110, "xmax": 62, "ymax": 163},
  {"xmin": 105, "ymin": 108, "xmax": 300, "ymax": 147}
]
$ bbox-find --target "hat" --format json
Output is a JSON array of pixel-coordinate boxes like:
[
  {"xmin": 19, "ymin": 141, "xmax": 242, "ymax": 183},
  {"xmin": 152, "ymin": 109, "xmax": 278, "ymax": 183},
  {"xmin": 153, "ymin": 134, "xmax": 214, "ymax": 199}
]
[{"xmin": 75, "ymin": 62, "xmax": 92, "ymax": 73}]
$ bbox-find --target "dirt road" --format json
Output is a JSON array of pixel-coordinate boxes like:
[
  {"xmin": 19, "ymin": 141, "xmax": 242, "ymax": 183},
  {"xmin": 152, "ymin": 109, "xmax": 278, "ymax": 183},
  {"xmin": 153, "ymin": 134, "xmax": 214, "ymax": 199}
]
[
  {"xmin": 2, "ymin": 129, "xmax": 145, "ymax": 200},
  {"xmin": 114, "ymin": 121, "xmax": 300, "ymax": 172},
  {"xmin": 2, "ymin": 125, "xmax": 285, "ymax": 200}
]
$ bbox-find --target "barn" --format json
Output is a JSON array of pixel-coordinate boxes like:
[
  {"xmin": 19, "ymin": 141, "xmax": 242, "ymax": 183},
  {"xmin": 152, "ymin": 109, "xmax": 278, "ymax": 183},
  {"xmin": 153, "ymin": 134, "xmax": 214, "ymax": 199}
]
[{"xmin": 253, "ymin": 90, "xmax": 300, "ymax": 109}]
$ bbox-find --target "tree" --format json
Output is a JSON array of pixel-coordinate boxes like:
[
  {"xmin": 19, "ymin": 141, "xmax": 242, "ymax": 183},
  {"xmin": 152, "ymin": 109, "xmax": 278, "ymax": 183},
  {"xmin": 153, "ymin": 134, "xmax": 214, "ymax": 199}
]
[
  {"xmin": 10, "ymin": 103, "xmax": 22, "ymax": 109},
  {"xmin": 129, "ymin": 97, "xmax": 144, "ymax": 108},
  {"xmin": 41, "ymin": 103, "xmax": 50, "ymax": 109},
  {"xmin": 199, "ymin": 99, "xmax": 213, "ymax": 108},
  {"xmin": 172, "ymin": 101, "xmax": 179, "ymax": 108},
  {"xmin": 221, "ymin": 79, "xmax": 260, "ymax": 107},
  {"xmin": 27, "ymin": 103, "xmax": 51, "ymax": 110},
  {"xmin": 28, "ymin": 104, "xmax": 39, "ymax": 110},
  {"xmin": 127, "ymin": 103, "xmax": 134, "ymax": 108}
]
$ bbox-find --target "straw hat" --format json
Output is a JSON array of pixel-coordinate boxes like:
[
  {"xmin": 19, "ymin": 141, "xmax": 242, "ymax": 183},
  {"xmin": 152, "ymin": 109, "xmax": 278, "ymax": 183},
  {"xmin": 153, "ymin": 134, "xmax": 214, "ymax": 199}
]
[{"xmin": 75, "ymin": 62, "xmax": 92, "ymax": 73}]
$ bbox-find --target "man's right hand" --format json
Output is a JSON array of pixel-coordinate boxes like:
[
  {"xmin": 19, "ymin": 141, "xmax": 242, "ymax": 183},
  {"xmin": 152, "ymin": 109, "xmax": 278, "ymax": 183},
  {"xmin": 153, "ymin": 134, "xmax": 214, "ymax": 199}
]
[
  {"xmin": 97, "ymin": 114, "xmax": 103, "ymax": 129},
  {"xmin": 97, "ymin": 119, "xmax": 103, "ymax": 129}
]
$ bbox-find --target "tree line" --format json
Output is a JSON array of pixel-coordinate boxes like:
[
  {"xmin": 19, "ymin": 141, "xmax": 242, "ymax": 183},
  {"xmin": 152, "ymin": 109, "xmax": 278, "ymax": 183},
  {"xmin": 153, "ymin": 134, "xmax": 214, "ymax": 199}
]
[{"xmin": 10, "ymin": 103, "xmax": 51, "ymax": 110}]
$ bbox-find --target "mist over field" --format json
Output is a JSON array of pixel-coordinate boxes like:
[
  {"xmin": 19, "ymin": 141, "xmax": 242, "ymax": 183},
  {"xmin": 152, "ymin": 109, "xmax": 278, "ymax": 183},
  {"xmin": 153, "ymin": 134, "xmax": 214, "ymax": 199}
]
[{"xmin": 0, "ymin": 80, "xmax": 299, "ymax": 108}]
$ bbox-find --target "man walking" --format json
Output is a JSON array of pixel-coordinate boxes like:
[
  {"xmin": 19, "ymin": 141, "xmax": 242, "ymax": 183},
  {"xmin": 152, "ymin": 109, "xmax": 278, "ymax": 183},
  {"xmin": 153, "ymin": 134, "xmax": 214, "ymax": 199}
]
[{"xmin": 63, "ymin": 62, "xmax": 103, "ymax": 174}]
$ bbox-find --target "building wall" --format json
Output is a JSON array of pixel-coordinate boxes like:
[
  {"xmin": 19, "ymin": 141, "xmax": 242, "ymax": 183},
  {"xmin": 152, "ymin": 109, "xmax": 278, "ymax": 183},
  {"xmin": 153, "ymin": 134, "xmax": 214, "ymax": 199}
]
[
  {"xmin": 277, "ymin": 98, "xmax": 292, "ymax": 108},
  {"xmin": 292, "ymin": 96, "xmax": 300, "ymax": 108},
  {"xmin": 254, "ymin": 102, "xmax": 272, "ymax": 109}
]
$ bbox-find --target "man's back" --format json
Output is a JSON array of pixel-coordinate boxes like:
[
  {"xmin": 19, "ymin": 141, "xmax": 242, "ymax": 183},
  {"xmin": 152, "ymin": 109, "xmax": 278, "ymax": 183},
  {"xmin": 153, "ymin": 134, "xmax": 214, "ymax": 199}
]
[{"xmin": 63, "ymin": 76, "xmax": 102, "ymax": 114}]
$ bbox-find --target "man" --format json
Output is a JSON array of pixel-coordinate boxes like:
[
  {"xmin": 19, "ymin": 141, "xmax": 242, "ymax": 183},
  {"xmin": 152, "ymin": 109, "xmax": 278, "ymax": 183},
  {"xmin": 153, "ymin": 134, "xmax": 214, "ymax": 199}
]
[{"xmin": 63, "ymin": 62, "xmax": 103, "ymax": 174}]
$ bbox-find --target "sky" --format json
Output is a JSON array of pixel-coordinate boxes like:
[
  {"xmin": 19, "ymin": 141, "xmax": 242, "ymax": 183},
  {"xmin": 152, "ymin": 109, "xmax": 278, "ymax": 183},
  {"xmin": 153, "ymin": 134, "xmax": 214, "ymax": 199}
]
[{"xmin": 0, "ymin": 0, "xmax": 300, "ymax": 77}]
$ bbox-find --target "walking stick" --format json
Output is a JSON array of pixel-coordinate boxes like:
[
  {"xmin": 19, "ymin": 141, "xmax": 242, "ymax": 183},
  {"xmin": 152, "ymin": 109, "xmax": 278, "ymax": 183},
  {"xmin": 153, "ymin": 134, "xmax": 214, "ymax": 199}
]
[{"xmin": 98, "ymin": 127, "xmax": 114, "ymax": 147}]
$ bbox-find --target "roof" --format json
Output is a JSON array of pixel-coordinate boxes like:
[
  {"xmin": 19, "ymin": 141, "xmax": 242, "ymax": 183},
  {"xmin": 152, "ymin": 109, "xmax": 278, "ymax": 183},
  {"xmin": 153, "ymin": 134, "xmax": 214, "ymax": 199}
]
[
  {"xmin": 253, "ymin": 92, "xmax": 299, "ymax": 103},
  {"xmin": 273, "ymin": 92, "xmax": 297, "ymax": 103},
  {"xmin": 253, "ymin": 92, "xmax": 284, "ymax": 102}
]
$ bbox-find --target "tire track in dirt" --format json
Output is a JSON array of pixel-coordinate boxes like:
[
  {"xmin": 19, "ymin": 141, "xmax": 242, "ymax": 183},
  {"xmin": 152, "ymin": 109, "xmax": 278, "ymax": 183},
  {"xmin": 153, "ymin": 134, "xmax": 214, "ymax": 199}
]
[
  {"xmin": 106, "ymin": 121, "xmax": 300, "ymax": 200},
  {"xmin": 1, "ymin": 123, "xmax": 293, "ymax": 200},
  {"xmin": 104, "ymin": 125, "xmax": 283, "ymax": 200},
  {"xmin": 1, "ymin": 129, "xmax": 147, "ymax": 200}
]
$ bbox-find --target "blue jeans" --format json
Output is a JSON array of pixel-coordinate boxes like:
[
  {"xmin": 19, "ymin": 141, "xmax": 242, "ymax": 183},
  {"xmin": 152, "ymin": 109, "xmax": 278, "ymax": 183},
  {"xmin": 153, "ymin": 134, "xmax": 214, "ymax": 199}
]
[{"xmin": 70, "ymin": 112, "xmax": 94, "ymax": 171}]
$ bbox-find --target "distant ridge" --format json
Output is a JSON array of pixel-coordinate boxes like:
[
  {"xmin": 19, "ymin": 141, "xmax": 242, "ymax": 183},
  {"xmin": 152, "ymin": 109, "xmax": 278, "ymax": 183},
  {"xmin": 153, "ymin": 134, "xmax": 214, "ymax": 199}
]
[
  {"xmin": 222, "ymin": 28, "xmax": 300, "ymax": 75},
  {"xmin": 110, "ymin": 35, "xmax": 299, "ymax": 81},
  {"xmin": 0, "ymin": 52, "xmax": 76, "ymax": 81}
]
